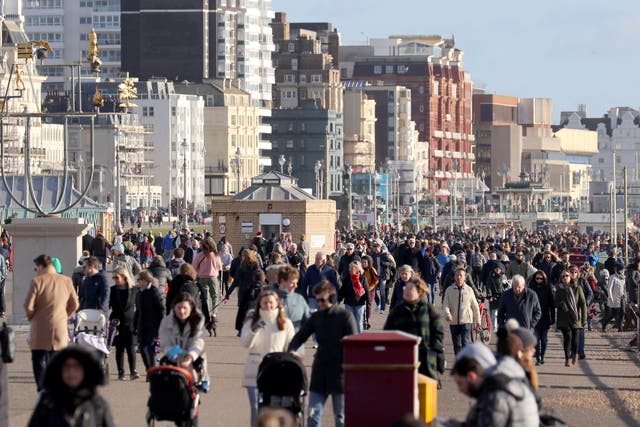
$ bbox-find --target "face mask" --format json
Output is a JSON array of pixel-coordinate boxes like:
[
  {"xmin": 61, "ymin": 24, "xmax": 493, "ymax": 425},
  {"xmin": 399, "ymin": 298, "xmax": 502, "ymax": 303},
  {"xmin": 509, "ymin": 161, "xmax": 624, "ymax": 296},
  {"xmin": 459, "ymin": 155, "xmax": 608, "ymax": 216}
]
[{"xmin": 261, "ymin": 308, "xmax": 279, "ymax": 323}]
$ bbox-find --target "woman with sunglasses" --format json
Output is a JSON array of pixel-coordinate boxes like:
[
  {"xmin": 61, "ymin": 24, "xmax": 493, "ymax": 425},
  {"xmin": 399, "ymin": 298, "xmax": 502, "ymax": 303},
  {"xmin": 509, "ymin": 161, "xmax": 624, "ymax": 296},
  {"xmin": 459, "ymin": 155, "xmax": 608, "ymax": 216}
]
[
  {"xmin": 554, "ymin": 270, "xmax": 587, "ymax": 366},
  {"xmin": 240, "ymin": 290, "xmax": 294, "ymax": 425},
  {"xmin": 108, "ymin": 267, "xmax": 139, "ymax": 380},
  {"xmin": 528, "ymin": 270, "xmax": 555, "ymax": 365}
]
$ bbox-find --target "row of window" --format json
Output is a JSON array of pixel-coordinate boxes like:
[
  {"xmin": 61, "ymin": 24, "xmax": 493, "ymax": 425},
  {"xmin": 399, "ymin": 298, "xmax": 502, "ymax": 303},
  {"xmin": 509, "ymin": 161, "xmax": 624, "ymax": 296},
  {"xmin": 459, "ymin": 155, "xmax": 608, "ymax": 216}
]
[
  {"xmin": 283, "ymin": 74, "xmax": 323, "ymax": 83},
  {"xmin": 25, "ymin": 0, "xmax": 63, "ymax": 9},
  {"xmin": 25, "ymin": 15, "xmax": 63, "ymax": 26},
  {"xmin": 27, "ymin": 32, "xmax": 62, "ymax": 42},
  {"xmin": 373, "ymin": 65, "xmax": 409, "ymax": 75}
]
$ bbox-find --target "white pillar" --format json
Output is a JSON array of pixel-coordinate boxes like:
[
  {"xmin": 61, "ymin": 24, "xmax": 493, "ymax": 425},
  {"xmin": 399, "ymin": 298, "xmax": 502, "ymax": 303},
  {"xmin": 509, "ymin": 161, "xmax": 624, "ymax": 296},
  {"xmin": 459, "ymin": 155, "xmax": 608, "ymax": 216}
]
[{"xmin": 5, "ymin": 217, "xmax": 90, "ymax": 324}]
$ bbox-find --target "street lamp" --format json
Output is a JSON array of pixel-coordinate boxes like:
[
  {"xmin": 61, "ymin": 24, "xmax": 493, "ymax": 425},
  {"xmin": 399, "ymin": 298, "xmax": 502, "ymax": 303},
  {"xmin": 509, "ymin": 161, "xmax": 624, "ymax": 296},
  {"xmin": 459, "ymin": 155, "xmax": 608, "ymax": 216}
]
[
  {"xmin": 182, "ymin": 138, "xmax": 189, "ymax": 228},
  {"xmin": 481, "ymin": 170, "xmax": 486, "ymax": 213},
  {"xmin": 235, "ymin": 147, "xmax": 242, "ymax": 194},
  {"xmin": 314, "ymin": 160, "xmax": 322, "ymax": 199},
  {"xmin": 287, "ymin": 158, "xmax": 293, "ymax": 176},
  {"xmin": 346, "ymin": 164, "xmax": 353, "ymax": 230},
  {"xmin": 113, "ymin": 130, "xmax": 123, "ymax": 231},
  {"xmin": 278, "ymin": 154, "xmax": 285, "ymax": 174}
]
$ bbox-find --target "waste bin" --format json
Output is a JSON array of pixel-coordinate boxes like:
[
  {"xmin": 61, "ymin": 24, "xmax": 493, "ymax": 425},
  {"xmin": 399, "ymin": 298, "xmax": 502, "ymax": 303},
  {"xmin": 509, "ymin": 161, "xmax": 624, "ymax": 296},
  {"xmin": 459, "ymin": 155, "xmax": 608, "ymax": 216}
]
[
  {"xmin": 417, "ymin": 373, "xmax": 438, "ymax": 424},
  {"xmin": 343, "ymin": 331, "xmax": 420, "ymax": 427}
]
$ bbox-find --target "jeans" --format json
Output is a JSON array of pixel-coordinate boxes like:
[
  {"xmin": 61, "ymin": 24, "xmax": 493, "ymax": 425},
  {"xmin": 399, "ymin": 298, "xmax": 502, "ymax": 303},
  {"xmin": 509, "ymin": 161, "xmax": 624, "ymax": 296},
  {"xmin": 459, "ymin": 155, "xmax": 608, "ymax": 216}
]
[
  {"xmin": 307, "ymin": 391, "xmax": 345, "ymax": 427},
  {"xmin": 450, "ymin": 324, "xmax": 472, "ymax": 355},
  {"xmin": 345, "ymin": 304, "xmax": 365, "ymax": 334},
  {"xmin": 490, "ymin": 308, "xmax": 498, "ymax": 332},
  {"xmin": 96, "ymin": 256, "xmax": 107, "ymax": 272},
  {"xmin": 32, "ymin": 350, "xmax": 55, "ymax": 390},
  {"xmin": 246, "ymin": 386, "xmax": 258, "ymax": 426},
  {"xmin": 139, "ymin": 341, "xmax": 157, "ymax": 371},
  {"xmin": 533, "ymin": 325, "xmax": 549, "ymax": 362},
  {"xmin": 427, "ymin": 282, "xmax": 438, "ymax": 305},
  {"xmin": 559, "ymin": 327, "xmax": 579, "ymax": 361},
  {"xmin": 0, "ymin": 279, "xmax": 5, "ymax": 314},
  {"xmin": 308, "ymin": 298, "xmax": 319, "ymax": 346},
  {"xmin": 577, "ymin": 328, "xmax": 586, "ymax": 357},
  {"xmin": 375, "ymin": 280, "xmax": 387, "ymax": 311}
]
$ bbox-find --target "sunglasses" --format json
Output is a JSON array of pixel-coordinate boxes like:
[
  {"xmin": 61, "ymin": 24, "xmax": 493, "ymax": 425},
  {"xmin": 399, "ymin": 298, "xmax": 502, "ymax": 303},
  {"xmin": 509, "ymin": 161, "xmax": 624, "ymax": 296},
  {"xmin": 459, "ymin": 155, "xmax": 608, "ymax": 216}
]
[{"xmin": 316, "ymin": 297, "xmax": 331, "ymax": 303}]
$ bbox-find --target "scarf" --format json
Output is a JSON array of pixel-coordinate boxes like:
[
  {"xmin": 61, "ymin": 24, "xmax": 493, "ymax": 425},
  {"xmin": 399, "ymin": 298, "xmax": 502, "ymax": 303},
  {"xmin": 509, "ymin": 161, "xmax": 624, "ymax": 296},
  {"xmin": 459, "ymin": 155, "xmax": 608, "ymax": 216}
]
[
  {"xmin": 559, "ymin": 283, "xmax": 578, "ymax": 323},
  {"xmin": 350, "ymin": 273, "xmax": 366, "ymax": 298}
]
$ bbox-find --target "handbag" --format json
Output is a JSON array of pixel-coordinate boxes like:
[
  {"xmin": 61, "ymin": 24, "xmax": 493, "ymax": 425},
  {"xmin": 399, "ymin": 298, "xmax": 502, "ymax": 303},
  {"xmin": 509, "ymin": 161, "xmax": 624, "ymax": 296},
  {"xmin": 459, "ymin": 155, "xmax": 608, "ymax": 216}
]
[{"xmin": 0, "ymin": 322, "xmax": 15, "ymax": 363}]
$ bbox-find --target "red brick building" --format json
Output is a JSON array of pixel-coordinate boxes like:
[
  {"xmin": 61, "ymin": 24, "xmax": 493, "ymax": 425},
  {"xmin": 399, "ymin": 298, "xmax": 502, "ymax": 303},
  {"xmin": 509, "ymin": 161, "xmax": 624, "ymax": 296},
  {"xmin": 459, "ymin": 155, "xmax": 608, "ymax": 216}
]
[{"xmin": 351, "ymin": 36, "xmax": 473, "ymax": 189}]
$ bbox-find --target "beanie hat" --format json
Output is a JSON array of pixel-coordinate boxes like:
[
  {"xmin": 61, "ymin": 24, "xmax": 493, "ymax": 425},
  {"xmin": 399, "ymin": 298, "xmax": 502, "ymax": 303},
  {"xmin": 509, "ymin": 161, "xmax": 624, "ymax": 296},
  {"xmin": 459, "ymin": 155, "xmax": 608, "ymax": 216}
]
[
  {"xmin": 112, "ymin": 243, "xmax": 124, "ymax": 253},
  {"xmin": 456, "ymin": 343, "xmax": 497, "ymax": 370}
]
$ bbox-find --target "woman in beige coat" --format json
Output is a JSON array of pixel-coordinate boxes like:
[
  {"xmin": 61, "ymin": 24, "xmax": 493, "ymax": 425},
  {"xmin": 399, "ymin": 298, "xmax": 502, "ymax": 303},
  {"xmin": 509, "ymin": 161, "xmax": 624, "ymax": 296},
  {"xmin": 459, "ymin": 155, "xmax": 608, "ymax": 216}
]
[
  {"xmin": 240, "ymin": 290, "xmax": 294, "ymax": 425},
  {"xmin": 24, "ymin": 254, "xmax": 79, "ymax": 390}
]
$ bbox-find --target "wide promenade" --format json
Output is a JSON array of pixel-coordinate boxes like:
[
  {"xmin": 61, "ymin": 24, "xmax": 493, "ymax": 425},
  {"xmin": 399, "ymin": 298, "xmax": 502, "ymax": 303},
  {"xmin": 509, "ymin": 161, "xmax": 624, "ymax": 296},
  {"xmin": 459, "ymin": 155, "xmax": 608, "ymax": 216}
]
[{"xmin": 5, "ymin": 274, "xmax": 640, "ymax": 427}]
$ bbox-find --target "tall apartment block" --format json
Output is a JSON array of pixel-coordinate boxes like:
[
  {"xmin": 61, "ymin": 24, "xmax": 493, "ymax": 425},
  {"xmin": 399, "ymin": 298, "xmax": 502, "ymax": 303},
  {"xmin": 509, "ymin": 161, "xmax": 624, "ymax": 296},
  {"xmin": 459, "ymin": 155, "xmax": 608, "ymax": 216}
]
[
  {"xmin": 269, "ymin": 12, "xmax": 343, "ymax": 197},
  {"xmin": 23, "ymin": 0, "xmax": 122, "ymax": 93},
  {"xmin": 350, "ymin": 36, "xmax": 473, "ymax": 190},
  {"xmin": 121, "ymin": 0, "xmax": 275, "ymax": 168}
]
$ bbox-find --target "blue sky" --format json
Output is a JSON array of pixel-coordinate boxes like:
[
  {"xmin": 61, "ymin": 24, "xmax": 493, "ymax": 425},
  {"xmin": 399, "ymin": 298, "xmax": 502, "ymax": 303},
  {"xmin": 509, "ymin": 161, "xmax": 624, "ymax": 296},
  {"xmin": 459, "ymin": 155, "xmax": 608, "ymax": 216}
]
[{"xmin": 274, "ymin": 0, "xmax": 640, "ymax": 122}]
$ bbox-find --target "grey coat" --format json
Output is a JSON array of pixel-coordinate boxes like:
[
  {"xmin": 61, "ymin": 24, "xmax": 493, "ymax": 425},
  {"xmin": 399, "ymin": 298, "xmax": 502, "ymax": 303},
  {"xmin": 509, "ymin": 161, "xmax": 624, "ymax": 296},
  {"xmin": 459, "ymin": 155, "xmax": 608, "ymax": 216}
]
[{"xmin": 497, "ymin": 288, "xmax": 541, "ymax": 329}]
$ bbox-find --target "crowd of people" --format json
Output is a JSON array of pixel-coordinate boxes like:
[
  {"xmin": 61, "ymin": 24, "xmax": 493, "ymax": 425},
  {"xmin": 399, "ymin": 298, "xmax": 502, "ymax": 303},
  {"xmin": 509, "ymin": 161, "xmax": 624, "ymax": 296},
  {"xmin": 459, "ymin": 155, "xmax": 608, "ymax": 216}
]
[{"xmin": 18, "ymin": 223, "xmax": 640, "ymax": 426}]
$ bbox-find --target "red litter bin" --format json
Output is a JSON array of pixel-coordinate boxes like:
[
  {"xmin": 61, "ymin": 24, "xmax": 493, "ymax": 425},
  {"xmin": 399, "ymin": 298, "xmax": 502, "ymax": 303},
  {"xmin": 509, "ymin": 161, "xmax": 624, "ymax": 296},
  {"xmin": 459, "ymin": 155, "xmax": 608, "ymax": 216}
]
[{"xmin": 342, "ymin": 331, "xmax": 420, "ymax": 427}]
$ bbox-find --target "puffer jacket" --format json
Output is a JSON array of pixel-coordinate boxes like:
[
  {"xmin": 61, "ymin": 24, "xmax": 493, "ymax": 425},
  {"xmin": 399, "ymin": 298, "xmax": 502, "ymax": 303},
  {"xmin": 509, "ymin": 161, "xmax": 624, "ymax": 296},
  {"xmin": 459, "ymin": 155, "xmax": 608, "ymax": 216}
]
[
  {"xmin": 240, "ymin": 309, "xmax": 294, "ymax": 387},
  {"xmin": 607, "ymin": 274, "xmax": 625, "ymax": 308},
  {"xmin": 443, "ymin": 283, "xmax": 480, "ymax": 325},
  {"xmin": 465, "ymin": 356, "xmax": 539, "ymax": 427},
  {"xmin": 158, "ymin": 312, "xmax": 206, "ymax": 362}
]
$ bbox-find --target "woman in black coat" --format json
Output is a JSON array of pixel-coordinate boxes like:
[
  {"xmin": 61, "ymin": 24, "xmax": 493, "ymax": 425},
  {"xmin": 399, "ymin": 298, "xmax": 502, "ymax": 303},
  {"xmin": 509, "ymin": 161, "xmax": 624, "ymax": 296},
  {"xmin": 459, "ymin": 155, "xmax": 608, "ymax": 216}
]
[
  {"xmin": 109, "ymin": 267, "xmax": 138, "ymax": 380},
  {"xmin": 28, "ymin": 345, "xmax": 116, "ymax": 427},
  {"xmin": 225, "ymin": 248, "xmax": 263, "ymax": 333},
  {"xmin": 134, "ymin": 270, "xmax": 164, "ymax": 371},
  {"xmin": 339, "ymin": 260, "xmax": 369, "ymax": 333},
  {"xmin": 528, "ymin": 270, "xmax": 555, "ymax": 365}
]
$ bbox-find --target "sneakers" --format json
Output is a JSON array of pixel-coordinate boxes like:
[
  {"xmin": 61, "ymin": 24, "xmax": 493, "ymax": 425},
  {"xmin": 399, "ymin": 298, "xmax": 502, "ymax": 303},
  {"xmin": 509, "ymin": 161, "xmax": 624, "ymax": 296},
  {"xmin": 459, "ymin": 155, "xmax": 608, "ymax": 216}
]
[
  {"xmin": 130, "ymin": 372, "xmax": 140, "ymax": 380},
  {"xmin": 118, "ymin": 373, "xmax": 126, "ymax": 381}
]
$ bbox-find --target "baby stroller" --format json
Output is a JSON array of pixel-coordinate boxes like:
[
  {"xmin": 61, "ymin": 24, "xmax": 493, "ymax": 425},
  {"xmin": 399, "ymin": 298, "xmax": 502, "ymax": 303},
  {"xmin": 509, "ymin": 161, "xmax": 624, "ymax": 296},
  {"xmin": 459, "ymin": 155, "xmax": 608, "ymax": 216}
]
[
  {"xmin": 73, "ymin": 309, "xmax": 115, "ymax": 381},
  {"xmin": 257, "ymin": 352, "xmax": 308, "ymax": 426},
  {"xmin": 146, "ymin": 345, "xmax": 206, "ymax": 427}
]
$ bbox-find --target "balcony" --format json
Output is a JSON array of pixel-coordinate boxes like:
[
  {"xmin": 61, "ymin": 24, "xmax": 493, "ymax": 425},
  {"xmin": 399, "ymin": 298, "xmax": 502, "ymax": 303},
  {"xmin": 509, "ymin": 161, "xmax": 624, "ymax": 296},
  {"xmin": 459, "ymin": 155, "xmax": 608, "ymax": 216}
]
[
  {"xmin": 467, "ymin": 152, "xmax": 476, "ymax": 160},
  {"xmin": 452, "ymin": 132, "xmax": 461, "ymax": 140},
  {"xmin": 258, "ymin": 140, "xmax": 272, "ymax": 151},
  {"xmin": 467, "ymin": 134, "xmax": 475, "ymax": 141},
  {"xmin": 433, "ymin": 149, "xmax": 444, "ymax": 158},
  {"xmin": 445, "ymin": 131, "xmax": 452, "ymax": 139},
  {"xmin": 433, "ymin": 130, "xmax": 444, "ymax": 138}
]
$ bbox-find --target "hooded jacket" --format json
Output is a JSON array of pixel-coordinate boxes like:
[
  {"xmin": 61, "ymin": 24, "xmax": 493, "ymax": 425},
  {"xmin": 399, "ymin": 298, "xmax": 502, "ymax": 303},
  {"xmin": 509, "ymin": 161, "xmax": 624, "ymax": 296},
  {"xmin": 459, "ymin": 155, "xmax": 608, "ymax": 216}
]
[
  {"xmin": 465, "ymin": 356, "xmax": 539, "ymax": 427},
  {"xmin": 28, "ymin": 345, "xmax": 115, "ymax": 427}
]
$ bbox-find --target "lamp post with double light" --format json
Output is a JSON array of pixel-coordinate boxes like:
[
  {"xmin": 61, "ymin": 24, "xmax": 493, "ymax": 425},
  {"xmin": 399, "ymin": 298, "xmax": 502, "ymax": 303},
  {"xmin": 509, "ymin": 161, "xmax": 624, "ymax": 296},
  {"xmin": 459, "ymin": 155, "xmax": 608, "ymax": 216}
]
[{"xmin": 182, "ymin": 138, "xmax": 188, "ymax": 228}]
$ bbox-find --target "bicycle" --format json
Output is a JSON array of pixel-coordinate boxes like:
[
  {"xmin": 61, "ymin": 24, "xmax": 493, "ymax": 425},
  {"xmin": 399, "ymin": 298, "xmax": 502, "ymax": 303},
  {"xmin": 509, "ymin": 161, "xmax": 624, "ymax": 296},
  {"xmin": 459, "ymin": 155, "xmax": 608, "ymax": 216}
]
[{"xmin": 473, "ymin": 298, "xmax": 492, "ymax": 345}]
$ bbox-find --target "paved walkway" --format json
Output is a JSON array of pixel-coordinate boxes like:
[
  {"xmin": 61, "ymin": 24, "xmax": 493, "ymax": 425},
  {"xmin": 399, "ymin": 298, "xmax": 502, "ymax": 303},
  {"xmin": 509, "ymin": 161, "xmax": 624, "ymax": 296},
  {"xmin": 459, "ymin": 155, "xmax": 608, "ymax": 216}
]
[{"xmin": 4, "ymin": 273, "xmax": 640, "ymax": 426}]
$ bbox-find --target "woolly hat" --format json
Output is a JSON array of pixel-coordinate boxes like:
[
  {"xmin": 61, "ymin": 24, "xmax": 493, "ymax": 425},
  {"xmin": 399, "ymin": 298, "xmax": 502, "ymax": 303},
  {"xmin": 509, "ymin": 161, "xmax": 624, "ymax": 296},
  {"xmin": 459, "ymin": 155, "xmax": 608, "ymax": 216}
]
[
  {"xmin": 112, "ymin": 243, "xmax": 124, "ymax": 253},
  {"xmin": 456, "ymin": 343, "xmax": 497, "ymax": 370}
]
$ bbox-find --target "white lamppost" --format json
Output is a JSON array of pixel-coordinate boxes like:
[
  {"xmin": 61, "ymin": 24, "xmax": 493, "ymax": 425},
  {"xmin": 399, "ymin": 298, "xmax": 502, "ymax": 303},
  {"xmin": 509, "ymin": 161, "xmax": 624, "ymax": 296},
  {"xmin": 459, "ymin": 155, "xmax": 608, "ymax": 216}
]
[
  {"xmin": 235, "ymin": 147, "xmax": 242, "ymax": 194},
  {"xmin": 182, "ymin": 138, "xmax": 189, "ymax": 228},
  {"xmin": 113, "ymin": 130, "xmax": 123, "ymax": 231},
  {"xmin": 346, "ymin": 164, "xmax": 353, "ymax": 230},
  {"xmin": 314, "ymin": 160, "xmax": 322, "ymax": 199},
  {"xmin": 278, "ymin": 154, "xmax": 286, "ymax": 174}
]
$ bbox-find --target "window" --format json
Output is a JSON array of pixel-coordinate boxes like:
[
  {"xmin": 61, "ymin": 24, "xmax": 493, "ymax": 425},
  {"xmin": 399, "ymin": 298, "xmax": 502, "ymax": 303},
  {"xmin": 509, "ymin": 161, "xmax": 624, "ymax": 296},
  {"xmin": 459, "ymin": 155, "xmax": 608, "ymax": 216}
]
[
  {"xmin": 79, "ymin": 17, "xmax": 91, "ymax": 24},
  {"xmin": 419, "ymin": 104, "xmax": 424, "ymax": 113},
  {"xmin": 398, "ymin": 65, "xmax": 408, "ymax": 74},
  {"xmin": 311, "ymin": 74, "xmax": 322, "ymax": 83},
  {"xmin": 288, "ymin": 42, "xmax": 295, "ymax": 52},
  {"xmin": 373, "ymin": 65, "xmax": 382, "ymax": 75},
  {"xmin": 433, "ymin": 81, "xmax": 439, "ymax": 96},
  {"xmin": 171, "ymin": 106, "xmax": 176, "ymax": 116},
  {"xmin": 292, "ymin": 58, "xmax": 298, "ymax": 71},
  {"xmin": 299, "ymin": 74, "xmax": 306, "ymax": 83},
  {"xmin": 451, "ymin": 84, "xmax": 457, "ymax": 99},
  {"xmin": 385, "ymin": 65, "xmax": 394, "ymax": 74},
  {"xmin": 285, "ymin": 74, "xmax": 295, "ymax": 82}
]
